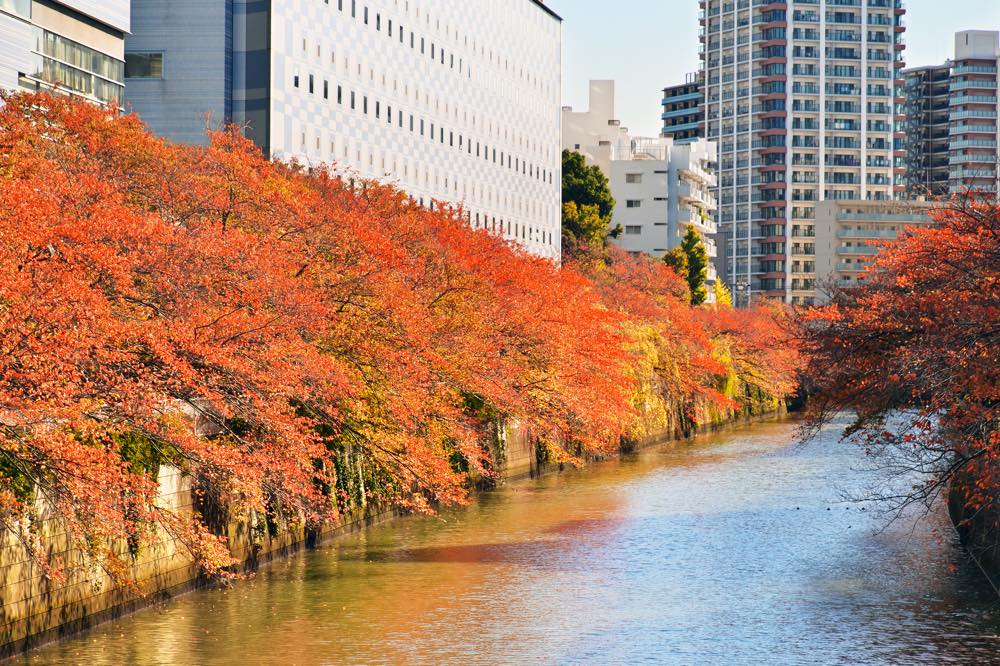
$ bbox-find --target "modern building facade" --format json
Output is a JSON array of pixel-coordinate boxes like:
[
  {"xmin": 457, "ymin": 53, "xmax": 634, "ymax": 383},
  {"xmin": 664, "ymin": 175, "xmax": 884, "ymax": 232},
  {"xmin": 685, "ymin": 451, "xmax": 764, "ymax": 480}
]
[
  {"xmin": 947, "ymin": 30, "xmax": 1000, "ymax": 195},
  {"xmin": 813, "ymin": 198, "xmax": 934, "ymax": 302},
  {"xmin": 0, "ymin": 0, "xmax": 128, "ymax": 106},
  {"xmin": 901, "ymin": 64, "xmax": 951, "ymax": 197},
  {"xmin": 702, "ymin": 0, "xmax": 906, "ymax": 306},
  {"xmin": 662, "ymin": 72, "xmax": 704, "ymax": 143},
  {"xmin": 901, "ymin": 31, "xmax": 1000, "ymax": 197},
  {"xmin": 125, "ymin": 0, "xmax": 563, "ymax": 260},
  {"xmin": 562, "ymin": 80, "xmax": 719, "ymax": 297}
]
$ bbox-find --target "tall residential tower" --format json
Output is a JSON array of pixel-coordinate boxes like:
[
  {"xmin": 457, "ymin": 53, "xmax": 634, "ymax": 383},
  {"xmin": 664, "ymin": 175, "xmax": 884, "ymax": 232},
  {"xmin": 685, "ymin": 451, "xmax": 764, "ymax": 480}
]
[
  {"xmin": 947, "ymin": 30, "xmax": 1000, "ymax": 195},
  {"xmin": 701, "ymin": 0, "xmax": 906, "ymax": 306}
]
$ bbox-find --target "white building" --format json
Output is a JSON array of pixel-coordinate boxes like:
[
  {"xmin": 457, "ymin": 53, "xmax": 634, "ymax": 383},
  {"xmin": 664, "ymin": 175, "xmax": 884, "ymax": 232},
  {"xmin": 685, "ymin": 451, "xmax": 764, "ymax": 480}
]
[
  {"xmin": 0, "ymin": 1, "xmax": 128, "ymax": 106},
  {"xmin": 563, "ymin": 80, "xmax": 719, "ymax": 294},
  {"xmin": 124, "ymin": 0, "xmax": 563, "ymax": 261}
]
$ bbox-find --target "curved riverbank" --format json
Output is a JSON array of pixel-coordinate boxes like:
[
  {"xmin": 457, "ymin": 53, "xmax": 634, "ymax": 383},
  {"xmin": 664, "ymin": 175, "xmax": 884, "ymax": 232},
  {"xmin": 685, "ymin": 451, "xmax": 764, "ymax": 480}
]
[{"xmin": 13, "ymin": 415, "xmax": 1000, "ymax": 665}]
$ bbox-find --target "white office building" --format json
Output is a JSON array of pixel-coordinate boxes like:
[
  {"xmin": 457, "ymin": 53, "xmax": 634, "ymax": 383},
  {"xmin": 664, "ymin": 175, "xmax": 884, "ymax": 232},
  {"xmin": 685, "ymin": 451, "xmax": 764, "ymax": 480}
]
[
  {"xmin": 0, "ymin": 0, "xmax": 128, "ymax": 106},
  {"xmin": 563, "ymin": 80, "xmax": 719, "ymax": 294},
  {"xmin": 125, "ymin": 0, "xmax": 563, "ymax": 260}
]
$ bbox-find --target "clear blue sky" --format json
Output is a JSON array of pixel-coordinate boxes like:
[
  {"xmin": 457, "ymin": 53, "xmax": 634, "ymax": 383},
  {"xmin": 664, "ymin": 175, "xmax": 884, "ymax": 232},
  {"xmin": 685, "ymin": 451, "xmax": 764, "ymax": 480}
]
[{"xmin": 548, "ymin": 0, "xmax": 1000, "ymax": 137}]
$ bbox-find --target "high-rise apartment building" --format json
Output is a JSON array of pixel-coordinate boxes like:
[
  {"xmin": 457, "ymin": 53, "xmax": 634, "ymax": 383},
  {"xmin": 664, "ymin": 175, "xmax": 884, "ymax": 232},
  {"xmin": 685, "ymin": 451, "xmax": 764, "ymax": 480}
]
[
  {"xmin": 0, "ymin": 1, "xmax": 128, "ymax": 106},
  {"xmin": 563, "ymin": 80, "xmax": 719, "ymax": 298},
  {"xmin": 125, "ymin": 0, "xmax": 563, "ymax": 260},
  {"xmin": 900, "ymin": 64, "xmax": 951, "ymax": 197},
  {"xmin": 948, "ymin": 30, "xmax": 1000, "ymax": 195},
  {"xmin": 902, "ymin": 31, "xmax": 1000, "ymax": 196},
  {"xmin": 662, "ymin": 73, "xmax": 705, "ymax": 143},
  {"xmin": 701, "ymin": 0, "xmax": 906, "ymax": 306}
]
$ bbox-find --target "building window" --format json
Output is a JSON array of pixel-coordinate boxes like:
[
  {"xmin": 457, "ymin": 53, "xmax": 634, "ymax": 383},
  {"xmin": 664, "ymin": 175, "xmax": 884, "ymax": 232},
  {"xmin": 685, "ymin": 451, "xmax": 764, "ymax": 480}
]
[
  {"xmin": 626, "ymin": 200, "xmax": 642, "ymax": 208},
  {"xmin": 625, "ymin": 173, "xmax": 643, "ymax": 184},
  {"xmin": 124, "ymin": 53, "xmax": 163, "ymax": 79},
  {"xmin": 625, "ymin": 226, "xmax": 643, "ymax": 235}
]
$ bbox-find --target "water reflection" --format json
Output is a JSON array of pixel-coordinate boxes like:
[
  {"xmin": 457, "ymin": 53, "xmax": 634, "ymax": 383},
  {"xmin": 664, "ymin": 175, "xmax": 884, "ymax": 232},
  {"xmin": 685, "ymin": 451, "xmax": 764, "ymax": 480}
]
[{"xmin": 14, "ymin": 417, "xmax": 1000, "ymax": 665}]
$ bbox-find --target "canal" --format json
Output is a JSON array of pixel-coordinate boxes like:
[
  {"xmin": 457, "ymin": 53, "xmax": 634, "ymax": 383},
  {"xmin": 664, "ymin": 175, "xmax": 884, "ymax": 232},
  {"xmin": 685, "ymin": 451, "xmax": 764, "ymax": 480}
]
[{"xmin": 14, "ymin": 416, "xmax": 1000, "ymax": 664}]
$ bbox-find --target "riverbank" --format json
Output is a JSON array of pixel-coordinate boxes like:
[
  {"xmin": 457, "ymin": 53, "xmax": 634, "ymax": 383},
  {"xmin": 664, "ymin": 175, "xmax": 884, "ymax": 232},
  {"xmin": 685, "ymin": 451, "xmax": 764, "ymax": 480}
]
[
  {"xmin": 13, "ymin": 414, "xmax": 1000, "ymax": 666},
  {"xmin": 948, "ymin": 475, "xmax": 1000, "ymax": 595},
  {"xmin": 0, "ymin": 397, "xmax": 784, "ymax": 659}
]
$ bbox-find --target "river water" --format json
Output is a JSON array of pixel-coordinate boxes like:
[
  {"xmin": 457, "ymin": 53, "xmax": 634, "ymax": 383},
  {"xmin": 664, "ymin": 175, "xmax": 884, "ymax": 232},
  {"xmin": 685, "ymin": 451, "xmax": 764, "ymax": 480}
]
[{"xmin": 15, "ymin": 416, "xmax": 1000, "ymax": 665}]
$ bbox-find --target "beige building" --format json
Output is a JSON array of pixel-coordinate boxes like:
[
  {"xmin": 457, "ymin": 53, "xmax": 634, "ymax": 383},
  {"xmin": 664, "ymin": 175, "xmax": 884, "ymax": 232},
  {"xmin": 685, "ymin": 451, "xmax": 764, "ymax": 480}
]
[{"xmin": 813, "ymin": 199, "xmax": 936, "ymax": 303}]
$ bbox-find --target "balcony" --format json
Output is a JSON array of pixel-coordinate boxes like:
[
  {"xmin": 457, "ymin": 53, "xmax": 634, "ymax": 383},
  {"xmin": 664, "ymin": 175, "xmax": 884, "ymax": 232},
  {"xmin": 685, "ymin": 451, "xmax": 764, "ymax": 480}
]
[
  {"xmin": 677, "ymin": 207, "xmax": 718, "ymax": 235},
  {"xmin": 836, "ymin": 212, "xmax": 928, "ymax": 223},
  {"xmin": 678, "ymin": 181, "xmax": 718, "ymax": 211},
  {"xmin": 836, "ymin": 228, "xmax": 902, "ymax": 239},
  {"xmin": 836, "ymin": 261, "xmax": 869, "ymax": 273},
  {"xmin": 836, "ymin": 244, "xmax": 882, "ymax": 256}
]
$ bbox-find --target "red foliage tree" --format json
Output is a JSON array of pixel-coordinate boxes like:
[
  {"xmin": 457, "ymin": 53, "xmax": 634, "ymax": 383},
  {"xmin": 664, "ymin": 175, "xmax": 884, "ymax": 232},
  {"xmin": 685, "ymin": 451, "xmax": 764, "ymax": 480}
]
[
  {"xmin": 0, "ymin": 92, "xmax": 802, "ymax": 583},
  {"xmin": 801, "ymin": 196, "xmax": 1000, "ymax": 513}
]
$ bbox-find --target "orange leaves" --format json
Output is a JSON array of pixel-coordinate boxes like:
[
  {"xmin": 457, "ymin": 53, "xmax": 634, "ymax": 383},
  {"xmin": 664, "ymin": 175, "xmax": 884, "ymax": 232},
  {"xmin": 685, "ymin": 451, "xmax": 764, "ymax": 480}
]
[
  {"xmin": 0, "ymin": 92, "xmax": 801, "ymax": 583},
  {"xmin": 803, "ymin": 196, "xmax": 1000, "ymax": 504}
]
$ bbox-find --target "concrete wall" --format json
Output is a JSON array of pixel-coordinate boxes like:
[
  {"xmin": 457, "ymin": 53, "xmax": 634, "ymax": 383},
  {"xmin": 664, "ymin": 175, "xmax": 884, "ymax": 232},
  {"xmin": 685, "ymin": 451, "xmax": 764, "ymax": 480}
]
[{"xmin": 0, "ymin": 464, "xmax": 390, "ymax": 658}]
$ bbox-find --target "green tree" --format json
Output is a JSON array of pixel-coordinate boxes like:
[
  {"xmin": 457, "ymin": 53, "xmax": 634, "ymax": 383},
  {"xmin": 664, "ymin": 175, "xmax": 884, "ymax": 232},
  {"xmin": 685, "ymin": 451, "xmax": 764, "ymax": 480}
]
[
  {"xmin": 562, "ymin": 150, "xmax": 617, "ymax": 248},
  {"xmin": 663, "ymin": 226, "xmax": 710, "ymax": 305},
  {"xmin": 662, "ymin": 247, "xmax": 688, "ymax": 277},
  {"xmin": 680, "ymin": 226, "xmax": 710, "ymax": 305}
]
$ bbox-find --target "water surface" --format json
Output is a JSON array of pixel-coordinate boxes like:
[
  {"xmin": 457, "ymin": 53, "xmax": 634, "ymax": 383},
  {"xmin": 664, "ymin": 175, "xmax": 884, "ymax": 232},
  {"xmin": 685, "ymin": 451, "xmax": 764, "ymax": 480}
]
[{"xmin": 16, "ymin": 417, "xmax": 1000, "ymax": 665}]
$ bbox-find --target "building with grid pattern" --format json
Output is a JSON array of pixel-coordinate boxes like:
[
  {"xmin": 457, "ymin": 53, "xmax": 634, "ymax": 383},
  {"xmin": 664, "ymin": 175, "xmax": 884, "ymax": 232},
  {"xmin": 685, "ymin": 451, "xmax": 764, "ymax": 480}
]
[
  {"xmin": 900, "ymin": 64, "xmax": 950, "ymax": 197},
  {"xmin": 124, "ymin": 0, "xmax": 563, "ymax": 260},
  {"xmin": 947, "ymin": 30, "xmax": 1000, "ymax": 195},
  {"xmin": 661, "ymin": 72, "xmax": 705, "ymax": 143},
  {"xmin": 0, "ymin": 0, "xmax": 128, "ymax": 106},
  {"xmin": 701, "ymin": 0, "xmax": 906, "ymax": 306}
]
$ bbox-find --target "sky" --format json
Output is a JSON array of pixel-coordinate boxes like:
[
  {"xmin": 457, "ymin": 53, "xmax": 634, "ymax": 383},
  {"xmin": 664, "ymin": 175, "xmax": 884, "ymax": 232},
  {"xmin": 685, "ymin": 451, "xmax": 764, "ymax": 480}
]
[{"xmin": 547, "ymin": 0, "xmax": 1000, "ymax": 138}]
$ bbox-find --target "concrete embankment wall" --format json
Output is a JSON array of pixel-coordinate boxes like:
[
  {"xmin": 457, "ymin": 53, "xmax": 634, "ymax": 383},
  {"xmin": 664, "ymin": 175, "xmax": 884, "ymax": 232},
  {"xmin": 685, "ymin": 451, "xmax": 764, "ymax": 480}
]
[{"xmin": 1, "ymin": 392, "xmax": 783, "ymax": 658}]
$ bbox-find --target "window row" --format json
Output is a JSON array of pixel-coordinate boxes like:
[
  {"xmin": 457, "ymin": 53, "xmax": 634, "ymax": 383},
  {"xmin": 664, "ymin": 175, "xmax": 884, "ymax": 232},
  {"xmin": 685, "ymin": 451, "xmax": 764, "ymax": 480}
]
[{"xmin": 289, "ymin": 75, "xmax": 555, "ymax": 186}]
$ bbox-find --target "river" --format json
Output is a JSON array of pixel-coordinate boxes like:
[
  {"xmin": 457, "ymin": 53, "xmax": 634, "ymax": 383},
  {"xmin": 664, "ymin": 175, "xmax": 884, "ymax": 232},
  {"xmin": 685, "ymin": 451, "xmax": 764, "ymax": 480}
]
[{"xmin": 13, "ymin": 416, "xmax": 1000, "ymax": 665}]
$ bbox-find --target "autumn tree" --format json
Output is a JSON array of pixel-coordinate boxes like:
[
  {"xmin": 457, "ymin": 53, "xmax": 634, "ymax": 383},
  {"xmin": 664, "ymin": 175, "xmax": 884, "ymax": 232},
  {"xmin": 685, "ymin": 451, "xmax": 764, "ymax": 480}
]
[
  {"xmin": 662, "ymin": 227, "xmax": 709, "ymax": 305},
  {"xmin": 0, "ymin": 92, "xmax": 803, "ymax": 586},
  {"xmin": 801, "ymin": 196, "xmax": 1000, "ymax": 517}
]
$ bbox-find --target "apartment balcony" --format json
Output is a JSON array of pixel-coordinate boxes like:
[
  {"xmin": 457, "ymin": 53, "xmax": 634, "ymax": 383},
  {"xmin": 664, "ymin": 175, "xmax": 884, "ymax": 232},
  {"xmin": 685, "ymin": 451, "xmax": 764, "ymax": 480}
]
[
  {"xmin": 949, "ymin": 124, "xmax": 997, "ymax": 135},
  {"xmin": 950, "ymin": 80, "xmax": 999, "ymax": 92},
  {"xmin": 836, "ymin": 245, "xmax": 882, "ymax": 256},
  {"xmin": 836, "ymin": 228, "xmax": 903, "ymax": 239},
  {"xmin": 678, "ymin": 181, "xmax": 718, "ymax": 211},
  {"xmin": 953, "ymin": 64, "xmax": 998, "ymax": 76},
  {"xmin": 677, "ymin": 207, "xmax": 718, "ymax": 235},
  {"xmin": 951, "ymin": 109, "xmax": 998, "ymax": 121},
  {"xmin": 678, "ymin": 163, "xmax": 719, "ymax": 188},
  {"xmin": 951, "ymin": 139, "xmax": 998, "ymax": 150},
  {"xmin": 661, "ymin": 91, "xmax": 702, "ymax": 106},
  {"xmin": 949, "ymin": 154, "xmax": 999, "ymax": 164},
  {"xmin": 950, "ymin": 168, "xmax": 998, "ymax": 179},
  {"xmin": 836, "ymin": 261, "xmax": 870, "ymax": 273},
  {"xmin": 950, "ymin": 94, "xmax": 999, "ymax": 106}
]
